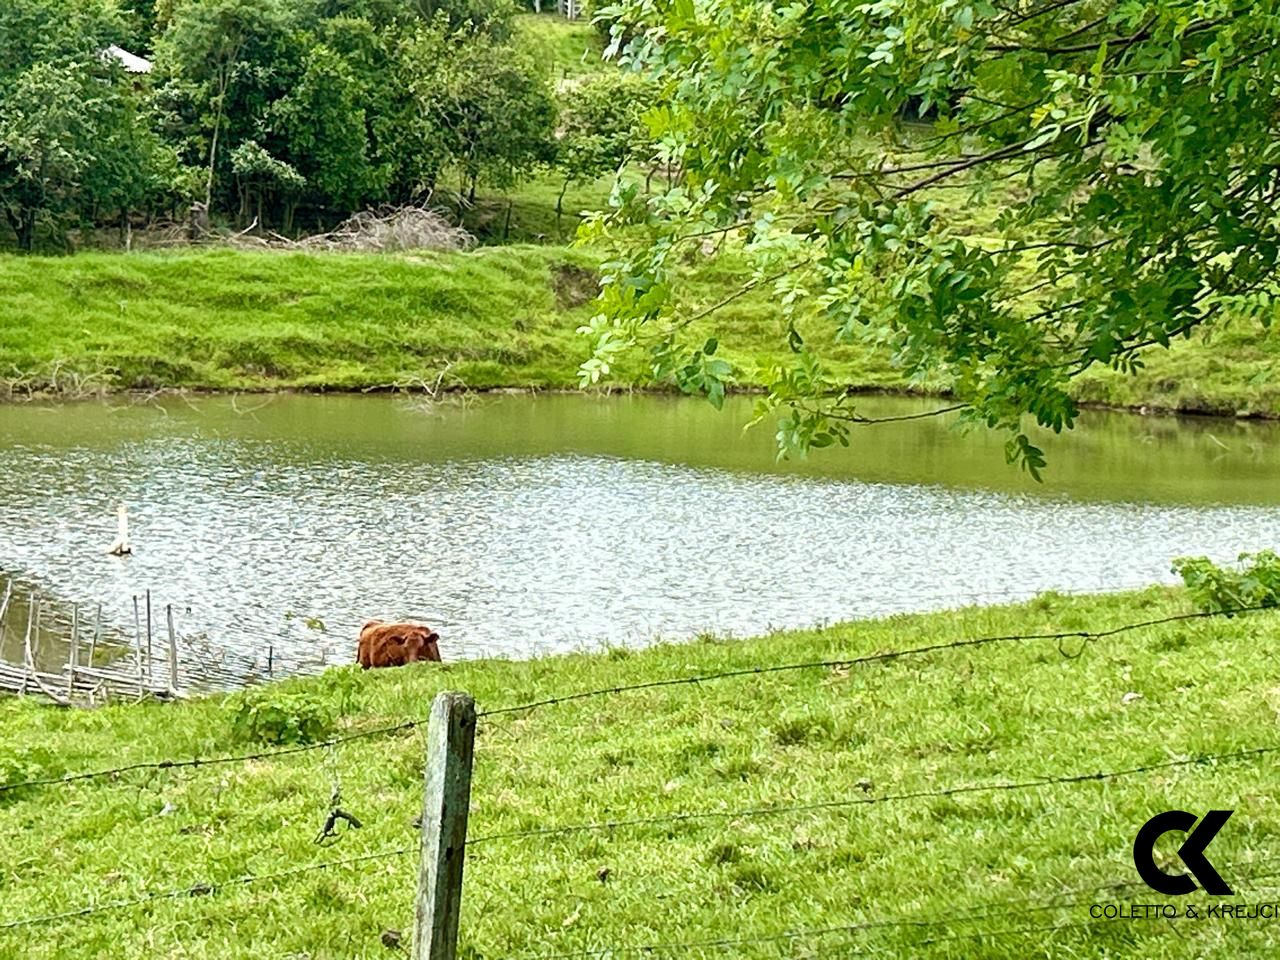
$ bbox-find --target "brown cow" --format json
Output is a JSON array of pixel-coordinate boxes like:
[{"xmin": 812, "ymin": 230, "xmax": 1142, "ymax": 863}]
[{"xmin": 357, "ymin": 620, "xmax": 442, "ymax": 669}]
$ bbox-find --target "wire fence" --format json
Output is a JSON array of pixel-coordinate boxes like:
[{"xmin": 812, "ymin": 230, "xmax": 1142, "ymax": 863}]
[
  {"xmin": 0, "ymin": 572, "xmax": 1171, "ymax": 698},
  {"xmin": 1, "ymin": 599, "xmax": 1277, "ymax": 956},
  {"xmin": 4, "ymin": 602, "xmax": 1267, "ymax": 798}
]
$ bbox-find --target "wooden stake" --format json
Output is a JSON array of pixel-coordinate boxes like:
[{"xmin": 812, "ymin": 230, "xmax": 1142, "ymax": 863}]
[
  {"xmin": 20, "ymin": 594, "xmax": 35, "ymax": 697},
  {"xmin": 88, "ymin": 603, "xmax": 102, "ymax": 667},
  {"xmin": 145, "ymin": 589, "xmax": 153, "ymax": 681},
  {"xmin": 30, "ymin": 594, "xmax": 40, "ymax": 664},
  {"xmin": 132, "ymin": 595, "xmax": 143, "ymax": 696},
  {"xmin": 412, "ymin": 692, "xmax": 476, "ymax": 960},
  {"xmin": 0, "ymin": 579, "xmax": 13, "ymax": 650},
  {"xmin": 166, "ymin": 604, "xmax": 178, "ymax": 696},
  {"xmin": 67, "ymin": 602, "xmax": 79, "ymax": 701}
]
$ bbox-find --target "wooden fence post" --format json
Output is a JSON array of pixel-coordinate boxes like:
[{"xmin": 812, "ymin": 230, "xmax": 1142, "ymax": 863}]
[
  {"xmin": 166, "ymin": 604, "xmax": 179, "ymax": 696},
  {"xmin": 67, "ymin": 602, "xmax": 80, "ymax": 701},
  {"xmin": 412, "ymin": 691, "xmax": 476, "ymax": 960}
]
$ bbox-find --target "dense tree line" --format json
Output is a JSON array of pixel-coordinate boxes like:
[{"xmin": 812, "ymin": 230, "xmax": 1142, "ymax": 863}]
[{"xmin": 0, "ymin": 0, "xmax": 652, "ymax": 250}]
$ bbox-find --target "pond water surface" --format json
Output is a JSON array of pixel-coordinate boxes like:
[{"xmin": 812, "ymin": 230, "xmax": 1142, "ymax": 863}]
[{"xmin": 1, "ymin": 393, "xmax": 1277, "ymax": 684}]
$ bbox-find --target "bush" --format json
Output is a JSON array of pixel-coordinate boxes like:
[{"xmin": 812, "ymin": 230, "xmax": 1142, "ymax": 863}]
[
  {"xmin": 229, "ymin": 690, "xmax": 336, "ymax": 744},
  {"xmin": 0, "ymin": 746, "xmax": 62, "ymax": 804},
  {"xmin": 1173, "ymin": 550, "xmax": 1280, "ymax": 613}
]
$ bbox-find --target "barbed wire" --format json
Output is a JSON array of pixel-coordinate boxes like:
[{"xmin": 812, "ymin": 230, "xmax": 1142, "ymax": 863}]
[
  {"xmin": 2, "ymin": 603, "xmax": 1271, "ymax": 798},
  {"xmin": 0, "ymin": 846, "xmax": 415, "ymax": 932},
  {"xmin": 465, "ymin": 743, "xmax": 1277, "ymax": 848},
  {"xmin": 476, "ymin": 604, "xmax": 1276, "ymax": 719},
  {"xmin": 517, "ymin": 858, "xmax": 1280, "ymax": 960},
  {"xmin": 0, "ymin": 717, "xmax": 422, "ymax": 796}
]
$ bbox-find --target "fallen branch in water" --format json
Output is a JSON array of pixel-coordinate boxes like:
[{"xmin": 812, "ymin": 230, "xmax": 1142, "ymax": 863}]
[{"xmin": 1, "ymin": 361, "xmax": 114, "ymax": 402}]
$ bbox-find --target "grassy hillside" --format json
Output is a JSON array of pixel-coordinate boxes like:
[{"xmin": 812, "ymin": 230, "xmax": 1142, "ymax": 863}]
[
  {"xmin": 2, "ymin": 588, "xmax": 1278, "ymax": 958},
  {"xmin": 2, "ymin": 245, "xmax": 1277, "ymax": 416},
  {"xmin": 515, "ymin": 11, "xmax": 609, "ymax": 81},
  {"xmin": 0, "ymin": 246, "xmax": 914, "ymax": 398}
]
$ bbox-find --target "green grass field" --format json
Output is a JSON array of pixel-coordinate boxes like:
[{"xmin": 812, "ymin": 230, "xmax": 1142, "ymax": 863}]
[
  {"xmin": 515, "ymin": 11, "xmax": 609, "ymax": 81},
  {"xmin": 0, "ymin": 244, "xmax": 918, "ymax": 398},
  {"xmin": 2, "ymin": 588, "xmax": 1278, "ymax": 958},
  {"xmin": 2, "ymin": 244, "xmax": 1277, "ymax": 417}
]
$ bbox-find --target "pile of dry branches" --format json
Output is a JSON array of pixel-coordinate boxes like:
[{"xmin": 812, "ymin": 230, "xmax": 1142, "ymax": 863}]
[{"xmin": 225, "ymin": 206, "xmax": 475, "ymax": 253}]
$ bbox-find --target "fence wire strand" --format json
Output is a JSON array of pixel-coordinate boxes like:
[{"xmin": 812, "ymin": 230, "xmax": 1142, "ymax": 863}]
[
  {"xmin": 1, "ymin": 603, "xmax": 1273, "ymax": 798},
  {"xmin": 0, "ymin": 846, "xmax": 414, "ymax": 932},
  {"xmin": 516, "ymin": 858, "xmax": 1280, "ymax": 960},
  {"xmin": 465, "ymin": 743, "xmax": 1277, "ymax": 847},
  {"xmin": 475, "ymin": 605, "xmax": 1276, "ymax": 720}
]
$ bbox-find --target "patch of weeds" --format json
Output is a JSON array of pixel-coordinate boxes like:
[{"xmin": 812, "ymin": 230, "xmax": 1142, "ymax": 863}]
[
  {"xmin": 229, "ymin": 690, "xmax": 336, "ymax": 745},
  {"xmin": 675, "ymin": 739, "xmax": 723, "ymax": 771},
  {"xmin": 729, "ymin": 862, "xmax": 776, "ymax": 893},
  {"xmin": 1030, "ymin": 590, "xmax": 1066, "ymax": 612},
  {"xmin": 706, "ymin": 841, "xmax": 740, "ymax": 865},
  {"xmin": 599, "ymin": 748, "xmax": 632, "ymax": 769},
  {"xmin": 1153, "ymin": 631, "xmax": 1191, "ymax": 653},
  {"xmin": 0, "ymin": 746, "xmax": 63, "ymax": 804},
  {"xmin": 711, "ymin": 752, "xmax": 761, "ymax": 782},
  {"xmin": 772, "ymin": 710, "xmax": 835, "ymax": 746},
  {"xmin": 311, "ymin": 666, "xmax": 364, "ymax": 717},
  {"xmin": 1175, "ymin": 551, "xmax": 1280, "ymax": 611}
]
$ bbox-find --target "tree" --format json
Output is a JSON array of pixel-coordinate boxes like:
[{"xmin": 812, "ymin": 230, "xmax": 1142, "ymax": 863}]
[
  {"xmin": 554, "ymin": 71, "xmax": 655, "ymax": 237},
  {"xmin": 399, "ymin": 19, "xmax": 556, "ymax": 203},
  {"xmin": 155, "ymin": 0, "xmax": 300, "ymax": 209},
  {"xmin": 229, "ymin": 140, "xmax": 305, "ymax": 229},
  {"xmin": 0, "ymin": 61, "xmax": 168, "ymax": 250},
  {"xmin": 274, "ymin": 43, "xmax": 387, "ymax": 217},
  {"xmin": 410, "ymin": 0, "xmax": 518, "ymax": 37},
  {"xmin": 583, "ymin": 0, "xmax": 1280, "ymax": 474}
]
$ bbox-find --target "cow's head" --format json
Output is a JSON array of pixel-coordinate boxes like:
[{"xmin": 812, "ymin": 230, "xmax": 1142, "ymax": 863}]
[{"xmin": 407, "ymin": 627, "xmax": 442, "ymax": 663}]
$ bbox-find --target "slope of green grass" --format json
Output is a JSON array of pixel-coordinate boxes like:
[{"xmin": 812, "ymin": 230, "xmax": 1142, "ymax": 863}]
[
  {"xmin": 2, "ymin": 588, "xmax": 1278, "ymax": 958},
  {"xmin": 0, "ymin": 246, "xmax": 607, "ymax": 394},
  {"xmin": 3, "ymin": 244, "xmax": 1276, "ymax": 417},
  {"xmin": 0, "ymin": 245, "xmax": 921, "ymax": 398},
  {"xmin": 515, "ymin": 11, "xmax": 609, "ymax": 81}
]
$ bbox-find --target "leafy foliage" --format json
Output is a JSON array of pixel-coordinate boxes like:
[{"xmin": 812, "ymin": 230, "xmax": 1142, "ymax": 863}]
[
  {"xmin": 229, "ymin": 689, "xmax": 336, "ymax": 744},
  {"xmin": 0, "ymin": 0, "xmax": 563, "ymax": 246},
  {"xmin": 0, "ymin": 0, "xmax": 173, "ymax": 250},
  {"xmin": 0, "ymin": 745, "xmax": 62, "ymax": 805},
  {"xmin": 1174, "ymin": 551, "xmax": 1280, "ymax": 613},
  {"xmin": 554, "ymin": 71, "xmax": 655, "ymax": 235},
  {"xmin": 583, "ymin": 0, "xmax": 1280, "ymax": 469}
]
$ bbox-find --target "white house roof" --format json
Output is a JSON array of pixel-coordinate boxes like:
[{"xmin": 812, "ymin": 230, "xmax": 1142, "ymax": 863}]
[{"xmin": 103, "ymin": 45, "xmax": 152, "ymax": 74}]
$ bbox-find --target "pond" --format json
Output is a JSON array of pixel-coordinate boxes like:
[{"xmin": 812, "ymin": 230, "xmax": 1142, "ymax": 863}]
[{"xmin": 1, "ymin": 393, "xmax": 1277, "ymax": 685}]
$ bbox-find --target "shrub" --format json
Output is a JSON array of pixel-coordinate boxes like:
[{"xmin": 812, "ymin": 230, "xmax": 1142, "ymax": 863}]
[
  {"xmin": 1173, "ymin": 550, "xmax": 1280, "ymax": 613},
  {"xmin": 229, "ymin": 690, "xmax": 336, "ymax": 744},
  {"xmin": 0, "ymin": 746, "xmax": 62, "ymax": 804}
]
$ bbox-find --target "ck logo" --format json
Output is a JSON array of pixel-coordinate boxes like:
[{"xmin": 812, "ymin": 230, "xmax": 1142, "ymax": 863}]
[{"xmin": 1133, "ymin": 810, "xmax": 1234, "ymax": 896}]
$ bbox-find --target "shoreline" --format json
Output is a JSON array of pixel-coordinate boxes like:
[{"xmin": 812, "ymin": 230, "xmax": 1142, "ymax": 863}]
[
  {"xmin": 4, "ymin": 380, "xmax": 1279, "ymax": 425},
  {"xmin": 2, "ymin": 245, "xmax": 1277, "ymax": 423}
]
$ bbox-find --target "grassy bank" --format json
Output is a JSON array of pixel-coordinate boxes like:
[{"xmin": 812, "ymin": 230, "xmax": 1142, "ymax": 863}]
[
  {"xmin": 0, "ymin": 245, "xmax": 911, "ymax": 398},
  {"xmin": 1, "ymin": 588, "xmax": 1278, "ymax": 958},
  {"xmin": 2, "ymin": 244, "xmax": 1278, "ymax": 416}
]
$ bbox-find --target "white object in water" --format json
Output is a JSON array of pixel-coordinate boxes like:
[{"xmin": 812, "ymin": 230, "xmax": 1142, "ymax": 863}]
[{"xmin": 107, "ymin": 504, "xmax": 132, "ymax": 556}]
